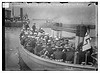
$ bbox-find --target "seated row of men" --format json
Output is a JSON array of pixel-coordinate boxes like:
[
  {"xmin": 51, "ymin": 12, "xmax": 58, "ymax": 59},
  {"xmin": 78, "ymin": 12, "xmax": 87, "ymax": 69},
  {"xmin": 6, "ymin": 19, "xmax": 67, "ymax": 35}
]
[
  {"xmin": 20, "ymin": 25, "xmax": 75, "ymax": 63},
  {"xmin": 20, "ymin": 24, "xmax": 97, "ymax": 66}
]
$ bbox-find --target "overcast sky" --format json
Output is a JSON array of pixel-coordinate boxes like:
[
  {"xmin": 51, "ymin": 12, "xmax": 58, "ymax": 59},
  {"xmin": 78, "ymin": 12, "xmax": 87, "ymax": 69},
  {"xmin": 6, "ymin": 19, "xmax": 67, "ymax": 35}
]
[{"xmin": 7, "ymin": 2, "xmax": 97, "ymax": 28}]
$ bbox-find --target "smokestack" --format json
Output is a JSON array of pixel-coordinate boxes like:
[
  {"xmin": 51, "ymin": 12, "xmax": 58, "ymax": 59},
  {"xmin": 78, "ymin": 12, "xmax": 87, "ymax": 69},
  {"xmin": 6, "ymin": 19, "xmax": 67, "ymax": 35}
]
[
  {"xmin": 20, "ymin": 8, "xmax": 23, "ymax": 21},
  {"xmin": 12, "ymin": 7, "xmax": 14, "ymax": 17}
]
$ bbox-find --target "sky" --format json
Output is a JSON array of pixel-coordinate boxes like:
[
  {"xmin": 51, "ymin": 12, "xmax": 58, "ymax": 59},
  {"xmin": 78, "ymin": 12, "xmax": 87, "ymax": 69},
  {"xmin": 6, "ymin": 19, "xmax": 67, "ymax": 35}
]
[
  {"xmin": 8, "ymin": 2, "xmax": 97, "ymax": 26},
  {"xmin": 5, "ymin": 2, "xmax": 97, "ymax": 37}
]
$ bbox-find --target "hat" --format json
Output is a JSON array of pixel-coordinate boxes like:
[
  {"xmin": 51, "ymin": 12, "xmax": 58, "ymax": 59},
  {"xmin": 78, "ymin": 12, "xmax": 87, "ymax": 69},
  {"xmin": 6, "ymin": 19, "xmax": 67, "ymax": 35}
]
[
  {"xmin": 48, "ymin": 40, "xmax": 51, "ymax": 42},
  {"xmin": 45, "ymin": 33, "xmax": 49, "ymax": 35},
  {"xmin": 21, "ymin": 36, "xmax": 24, "ymax": 38},
  {"xmin": 28, "ymin": 35, "xmax": 30, "ymax": 37},
  {"xmin": 31, "ymin": 36, "xmax": 35, "ymax": 38},
  {"xmin": 47, "ymin": 42, "xmax": 51, "ymax": 45},
  {"xmin": 27, "ymin": 28, "xmax": 30, "ymax": 30},
  {"xmin": 30, "ymin": 28, "xmax": 33, "ymax": 31},
  {"xmin": 55, "ymin": 46, "xmax": 62, "ymax": 48},
  {"xmin": 55, "ymin": 38, "xmax": 59, "ymax": 40},
  {"xmin": 34, "ymin": 33, "xmax": 37, "ymax": 35}
]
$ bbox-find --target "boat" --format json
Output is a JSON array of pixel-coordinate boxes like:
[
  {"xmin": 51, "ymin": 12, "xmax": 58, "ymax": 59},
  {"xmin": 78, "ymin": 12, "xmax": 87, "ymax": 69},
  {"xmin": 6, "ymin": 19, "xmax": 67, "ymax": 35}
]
[
  {"xmin": 18, "ymin": 23, "xmax": 97, "ymax": 71},
  {"xmin": 5, "ymin": 20, "xmax": 26, "ymax": 27},
  {"xmin": 17, "ymin": 46, "xmax": 97, "ymax": 71}
]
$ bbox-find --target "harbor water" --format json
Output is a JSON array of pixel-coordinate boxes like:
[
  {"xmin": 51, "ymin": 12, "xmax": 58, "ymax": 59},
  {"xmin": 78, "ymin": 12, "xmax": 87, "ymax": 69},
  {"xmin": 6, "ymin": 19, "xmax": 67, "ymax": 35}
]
[{"xmin": 5, "ymin": 27, "xmax": 31, "ymax": 71}]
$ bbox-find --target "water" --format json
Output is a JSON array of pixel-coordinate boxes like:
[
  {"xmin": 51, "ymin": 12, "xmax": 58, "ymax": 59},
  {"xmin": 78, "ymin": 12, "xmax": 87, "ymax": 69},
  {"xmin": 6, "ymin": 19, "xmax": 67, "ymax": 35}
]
[{"xmin": 5, "ymin": 27, "xmax": 31, "ymax": 71}]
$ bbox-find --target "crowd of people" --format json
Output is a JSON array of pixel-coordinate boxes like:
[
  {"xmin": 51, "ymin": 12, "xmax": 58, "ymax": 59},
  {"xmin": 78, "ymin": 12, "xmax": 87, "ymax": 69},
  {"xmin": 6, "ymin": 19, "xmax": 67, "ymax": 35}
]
[
  {"xmin": 19, "ymin": 23, "xmax": 97, "ymax": 66},
  {"xmin": 20, "ymin": 23, "xmax": 75, "ymax": 63}
]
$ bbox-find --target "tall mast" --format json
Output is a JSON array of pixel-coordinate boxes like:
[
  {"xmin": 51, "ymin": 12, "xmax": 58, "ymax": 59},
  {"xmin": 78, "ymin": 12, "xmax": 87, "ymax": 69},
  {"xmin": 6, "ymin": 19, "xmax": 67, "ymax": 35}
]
[
  {"xmin": 74, "ymin": 24, "xmax": 87, "ymax": 64},
  {"xmin": 12, "ymin": 7, "xmax": 14, "ymax": 17}
]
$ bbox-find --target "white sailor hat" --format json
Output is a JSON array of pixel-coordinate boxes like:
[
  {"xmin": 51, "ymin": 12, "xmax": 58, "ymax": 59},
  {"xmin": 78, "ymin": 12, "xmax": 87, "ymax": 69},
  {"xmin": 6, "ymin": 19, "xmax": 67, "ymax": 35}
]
[
  {"xmin": 25, "ymin": 31, "xmax": 28, "ymax": 34},
  {"xmin": 28, "ymin": 35, "xmax": 31, "ymax": 37},
  {"xmin": 34, "ymin": 33, "xmax": 37, "ymax": 35},
  {"xmin": 55, "ymin": 38, "xmax": 59, "ymax": 40},
  {"xmin": 45, "ymin": 33, "xmax": 49, "ymax": 35},
  {"xmin": 43, "ymin": 39, "xmax": 45, "ymax": 41},
  {"xmin": 55, "ymin": 46, "xmax": 62, "ymax": 48},
  {"xmin": 22, "ymin": 28, "xmax": 25, "ymax": 30},
  {"xmin": 21, "ymin": 36, "xmax": 24, "ymax": 38},
  {"xmin": 31, "ymin": 36, "xmax": 35, "ymax": 38},
  {"xmin": 30, "ymin": 28, "xmax": 33, "ymax": 31},
  {"xmin": 48, "ymin": 40, "xmax": 51, "ymax": 42}
]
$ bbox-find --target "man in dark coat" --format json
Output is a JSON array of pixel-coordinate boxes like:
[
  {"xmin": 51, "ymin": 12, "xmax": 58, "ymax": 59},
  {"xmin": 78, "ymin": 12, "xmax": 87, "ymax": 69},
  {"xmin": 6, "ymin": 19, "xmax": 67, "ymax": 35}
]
[
  {"xmin": 65, "ymin": 48, "xmax": 75, "ymax": 63},
  {"xmin": 86, "ymin": 47, "xmax": 94, "ymax": 65},
  {"xmin": 75, "ymin": 42, "xmax": 86, "ymax": 64},
  {"xmin": 32, "ymin": 23, "xmax": 36, "ymax": 32},
  {"xmin": 46, "ymin": 43, "xmax": 54, "ymax": 58},
  {"xmin": 24, "ymin": 37, "xmax": 36, "ymax": 53},
  {"xmin": 25, "ymin": 23, "xmax": 29, "ymax": 30},
  {"xmin": 34, "ymin": 43, "xmax": 44, "ymax": 56},
  {"xmin": 53, "ymin": 47, "xmax": 64, "ymax": 60}
]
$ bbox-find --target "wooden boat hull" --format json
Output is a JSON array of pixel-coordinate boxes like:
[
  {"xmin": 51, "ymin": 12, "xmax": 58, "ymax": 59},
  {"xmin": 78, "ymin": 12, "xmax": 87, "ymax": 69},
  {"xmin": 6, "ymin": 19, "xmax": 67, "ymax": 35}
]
[{"xmin": 18, "ymin": 46, "xmax": 96, "ymax": 71}]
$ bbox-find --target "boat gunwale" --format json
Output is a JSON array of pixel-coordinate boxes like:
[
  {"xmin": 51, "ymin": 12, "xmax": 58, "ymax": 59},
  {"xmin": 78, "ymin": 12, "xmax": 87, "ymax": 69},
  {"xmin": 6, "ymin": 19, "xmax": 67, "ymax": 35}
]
[{"xmin": 20, "ymin": 46, "xmax": 96, "ymax": 70}]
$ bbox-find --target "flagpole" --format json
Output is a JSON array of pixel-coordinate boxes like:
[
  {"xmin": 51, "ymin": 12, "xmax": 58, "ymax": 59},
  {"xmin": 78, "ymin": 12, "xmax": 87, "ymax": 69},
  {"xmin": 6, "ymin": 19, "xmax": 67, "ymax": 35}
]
[
  {"xmin": 85, "ymin": 51, "xmax": 88, "ymax": 65},
  {"xmin": 74, "ymin": 25, "xmax": 80, "ymax": 64}
]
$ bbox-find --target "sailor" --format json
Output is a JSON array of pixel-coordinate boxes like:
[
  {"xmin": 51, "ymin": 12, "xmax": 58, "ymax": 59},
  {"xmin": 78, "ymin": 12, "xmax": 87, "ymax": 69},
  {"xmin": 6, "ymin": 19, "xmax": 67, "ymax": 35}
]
[
  {"xmin": 24, "ymin": 36, "xmax": 36, "ymax": 53},
  {"xmin": 20, "ymin": 35, "xmax": 26, "ymax": 46},
  {"xmin": 34, "ymin": 43, "xmax": 44, "ymax": 56},
  {"xmin": 76, "ymin": 42, "xmax": 86, "ymax": 64},
  {"xmin": 25, "ymin": 23, "xmax": 30, "ymax": 30},
  {"xmin": 20, "ymin": 29, "xmax": 25, "ymax": 40},
  {"xmin": 21, "ymin": 24, "xmax": 26, "ymax": 32},
  {"xmin": 20, "ymin": 27, "xmax": 27, "ymax": 46},
  {"xmin": 23, "ymin": 28, "xmax": 30, "ymax": 37},
  {"xmin": 46, "ymin": 43, "xmax": 54, "ymax": 58},
  {"xmin": 44, "ymin": 35, "xmax": 49, "ymax": 44},
  {"xmin": 86, "ymin": 46, "xmax": 94, "ymax": 65},
  {"xmin": 32, "ymin": 23, "xmax": 36, "ymax": 33},
  {"xmin": 64, "ymin": 47, "xmax": 74, "ymax": 63},
  {"xmin": 53, "ymin": 46, "xmax": 64, "ymax": 60},
  {"xmin": 40, "ymin": 28, "xmax": 45, "ymax": 33},
  {"xmin": 39, "ymin": 48, "xmax": 49, "ymax": 58}
]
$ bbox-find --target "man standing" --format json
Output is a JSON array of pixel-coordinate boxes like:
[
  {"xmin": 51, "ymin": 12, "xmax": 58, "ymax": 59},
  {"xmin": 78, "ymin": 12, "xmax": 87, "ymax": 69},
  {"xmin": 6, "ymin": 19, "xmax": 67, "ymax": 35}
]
[{"xmin": 32, "ymin": 23, "xmax": 36, "ymax": 32}]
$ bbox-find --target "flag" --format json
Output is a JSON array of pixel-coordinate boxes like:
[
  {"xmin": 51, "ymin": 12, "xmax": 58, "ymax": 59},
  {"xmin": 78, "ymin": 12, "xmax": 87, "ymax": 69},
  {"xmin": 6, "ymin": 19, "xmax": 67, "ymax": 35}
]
[{"xmin": 82, "ymin": 32, "xmax": 91, "ymax": 51}]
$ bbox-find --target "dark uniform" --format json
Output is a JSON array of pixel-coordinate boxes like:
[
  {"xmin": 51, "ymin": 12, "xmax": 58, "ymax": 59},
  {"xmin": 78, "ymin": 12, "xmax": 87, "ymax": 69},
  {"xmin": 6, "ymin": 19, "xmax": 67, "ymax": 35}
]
[
  {"xmin": 25, "ymin": 24, "xmax": 29, "ymax": 30},
  {"xmin": 34, "ymin": 44, "xmax": 44, "ymax": 55},
  {"xmin": 20, "ymin": 30, "xmax": 27, "ymax": 46},
  {"xmin": 46, "ymin": 44, "xmax": 54, "ymax": 58},
  {"xmin": 76, "ymin": 42, "xmax": 85, "ymax": 64},
  {"xmin": 53, "ymin": 48, "xmax": 64, "ymax": 60},
  {"xmin": 65, "ymin": 51, "xmax": 74, "ymax": 63},
  {"xmin": 24, "ymin": 37, "xmax": 36, "ymax": 53},
  {"xmin": 32, "ymin": 24, "xmax": 36, "ymax": 32},
  {"xmin": 86, "ymin": 47, "xmax": 93, "ymax": 65}
]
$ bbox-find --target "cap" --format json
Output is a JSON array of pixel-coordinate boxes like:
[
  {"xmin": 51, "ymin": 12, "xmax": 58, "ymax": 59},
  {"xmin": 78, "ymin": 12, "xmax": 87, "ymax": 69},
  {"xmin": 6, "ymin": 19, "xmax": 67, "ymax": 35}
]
[
  {"xmin": 55, "ymin": 46, "xmax": 62, "ymax": 48},
  {"xmin": 27, "ymin": 28, "xmax": 30, "ymax": 30},
  {"xmin": 30, "ymin": 28, "xmax": 33, "ymax": 31},
  {"xmin": 55, "ymin": 38, "xmax": 59, "ymax": 40},
  {"xmin": 48, "ymin": 40, "xmax": 51, "ymax": 42}
]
